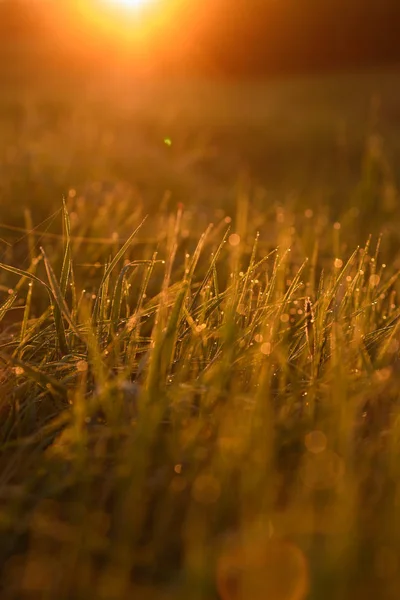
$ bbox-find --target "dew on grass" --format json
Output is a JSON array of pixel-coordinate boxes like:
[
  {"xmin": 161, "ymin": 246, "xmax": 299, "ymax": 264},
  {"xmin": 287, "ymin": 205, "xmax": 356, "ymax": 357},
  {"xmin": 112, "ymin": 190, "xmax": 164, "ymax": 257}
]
[{"xmin": 334, "ymin": 258, "xmax": 343, "ymax": 269}]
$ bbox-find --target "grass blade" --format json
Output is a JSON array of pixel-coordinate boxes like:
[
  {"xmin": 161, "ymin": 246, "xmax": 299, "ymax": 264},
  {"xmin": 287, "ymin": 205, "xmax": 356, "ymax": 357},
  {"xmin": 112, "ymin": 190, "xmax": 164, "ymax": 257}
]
[{"xmin": 92, "ymin": 217, "xmax": 147, "ymax": 325}]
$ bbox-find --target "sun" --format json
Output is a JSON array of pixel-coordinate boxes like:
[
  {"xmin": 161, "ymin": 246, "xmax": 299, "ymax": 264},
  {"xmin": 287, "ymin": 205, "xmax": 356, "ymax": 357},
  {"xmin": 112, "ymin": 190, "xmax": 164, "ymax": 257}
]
[
  {"xmin": 96, "ymin": 0, "xmax": 162, "ymax": 26},
  {"xmin": 57, "ymin": 0, "xmax": 183, "ymax": 64},
  {"xmin": 71, "ymin": 0, "xmax": 162, "ymax": 44},
  {"xmin": 100, "ymin": 0, "xmax": 156, "ymax": 11}
]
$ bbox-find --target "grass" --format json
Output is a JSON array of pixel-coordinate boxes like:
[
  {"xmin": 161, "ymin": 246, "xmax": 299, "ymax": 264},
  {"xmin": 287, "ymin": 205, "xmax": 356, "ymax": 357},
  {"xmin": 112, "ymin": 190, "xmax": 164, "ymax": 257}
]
[{"xmin": 1, "ymin": 68, "xmax": 400, "ymax": 599}]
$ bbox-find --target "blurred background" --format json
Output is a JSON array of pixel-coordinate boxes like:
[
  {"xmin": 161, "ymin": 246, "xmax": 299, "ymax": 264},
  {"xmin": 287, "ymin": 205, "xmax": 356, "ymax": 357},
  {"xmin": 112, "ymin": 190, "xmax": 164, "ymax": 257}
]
[
  {"xmin": 0, "ymin": 0, "xmax": 400, "ymax": 248},
  {"xmin": 1, "ymin": 0, "xmax": 400, "ymax": 80}
]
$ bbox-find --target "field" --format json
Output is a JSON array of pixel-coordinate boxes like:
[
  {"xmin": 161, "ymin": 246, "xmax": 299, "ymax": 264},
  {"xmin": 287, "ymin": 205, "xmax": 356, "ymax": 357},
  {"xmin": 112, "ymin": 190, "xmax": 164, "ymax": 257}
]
[{"xmin": 1, "ymin": 66, "xmax": 400, "ymax": 599}]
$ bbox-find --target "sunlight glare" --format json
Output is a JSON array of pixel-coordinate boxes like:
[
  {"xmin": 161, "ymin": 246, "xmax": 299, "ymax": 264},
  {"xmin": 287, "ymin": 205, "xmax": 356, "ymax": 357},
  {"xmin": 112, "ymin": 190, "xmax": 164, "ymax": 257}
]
[
  {"xmin": 75, "ymin": 0, "xmax": 165, "ymax": 48},
  {"xmin": 100, "ymin": 0, "xmax": 156, "ymax": 13}
]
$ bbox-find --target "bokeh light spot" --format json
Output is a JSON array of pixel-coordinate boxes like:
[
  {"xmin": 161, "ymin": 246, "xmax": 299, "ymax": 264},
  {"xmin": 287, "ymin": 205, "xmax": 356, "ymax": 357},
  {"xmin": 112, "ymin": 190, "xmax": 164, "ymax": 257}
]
[
  {"xmin": 369, "ymin": 274, "xmax": 380, "ymax": 287},
  {"xmin": 217, "ymin": 536, "xmax": 309, "ymax": 600},
  {"xmin": 229, "ymin": 234, "xmax": 241, "ymax": 247},
  {"xmin": 76, "ymin": 360, "xmax": 89, "ymax": 372},
  {"xmin": 334, "ymin": 258, "xmax": 343, "ymax": 269},
  {"xmin": 261, "ymin": 342, "xmax": 272, "ymax": 356},
  {"xmin": 192, "ymin": 474, "xmax": 221, "ymax": 505},
  {"xmin": 304, "ymin": 430, "xmax": 327, "ymax": 454},
  {"xmin": 300, "ymin": 450, "xmax": 344, "ymax": 490}
]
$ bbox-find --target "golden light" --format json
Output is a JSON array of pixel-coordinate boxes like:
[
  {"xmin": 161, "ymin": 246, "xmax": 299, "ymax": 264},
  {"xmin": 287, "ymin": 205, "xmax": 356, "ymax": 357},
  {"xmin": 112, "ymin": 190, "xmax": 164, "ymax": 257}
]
[
  {"xmin": 48, "ymin": 0, "xmax": 174, "ymax": 74},
  {"xmin": 99, "ymin": 0, "xmax": 157, "ymax": 14},
  {"xmin": 45, "ymin": 0, "xmax": 196, "ymax": 75},
  {"xmin": 78, "ymin": 0, "xmax": 162, "ymax": 40},
  {"xmin": 103, "ymin": 0, "xmax": 154, "ymax": 9}
]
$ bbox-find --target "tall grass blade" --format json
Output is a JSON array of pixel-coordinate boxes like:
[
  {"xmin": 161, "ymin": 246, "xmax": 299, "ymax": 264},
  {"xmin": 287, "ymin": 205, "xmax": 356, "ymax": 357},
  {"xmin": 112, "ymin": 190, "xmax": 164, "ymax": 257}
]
[{"xmin": 92, "ymin": 217, "xmax": 147, "ymax": 325}]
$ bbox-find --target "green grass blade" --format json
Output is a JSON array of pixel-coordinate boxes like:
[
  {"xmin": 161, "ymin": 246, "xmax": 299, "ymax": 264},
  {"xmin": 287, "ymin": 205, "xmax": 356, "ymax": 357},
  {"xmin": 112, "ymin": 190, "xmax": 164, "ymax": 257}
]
[
  {"xmin": 60, "ymin": 198, "xmax": 72, "ymax": 299},
  {"xmin": 92, "ymin": 217, "xmax": 147, "ymax": 325}
]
